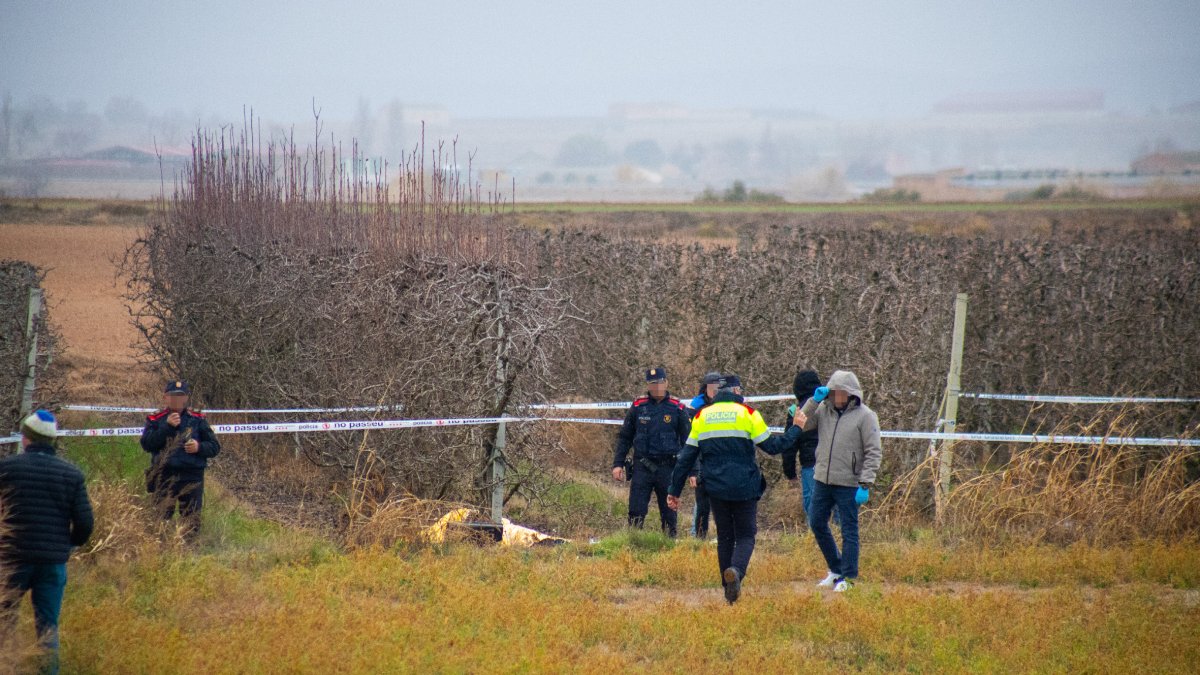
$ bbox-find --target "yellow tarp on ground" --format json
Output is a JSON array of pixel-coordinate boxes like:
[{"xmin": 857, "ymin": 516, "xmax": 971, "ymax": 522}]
[{"xmin": 420, "ymin": 508, "xmax": 569, "ymax": 547}]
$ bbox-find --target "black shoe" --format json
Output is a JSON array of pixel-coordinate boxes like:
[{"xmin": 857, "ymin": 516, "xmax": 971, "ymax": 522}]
[{"xmin": 722, "ymin": 567, "xmax": 741, "ymax": 604}]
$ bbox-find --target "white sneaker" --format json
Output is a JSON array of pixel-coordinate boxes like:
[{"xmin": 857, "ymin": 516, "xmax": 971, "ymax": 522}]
[
  {"xmin": 816, "ymin": 571, "xmax": 840, "ymax": 588},
  {"xmin": 833, "ymin": 577, "xmax": 854, "ymax": 592}
]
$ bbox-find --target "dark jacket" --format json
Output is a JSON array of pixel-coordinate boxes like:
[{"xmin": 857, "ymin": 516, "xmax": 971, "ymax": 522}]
[
  {"xmin": 0, "ymin": 443, "xmax": 94, "ymax": 564},
  {"xmin": 781, "ymin": 370, "xmax": 821, "ymax": 478},
  {"xmin": 685, "ymin": 389, "xmax": 715, "ymax": 479},
  {"xmin": 141, "ymin": 408, "xmax": 221, "ymax": 481},
  {"xmin": 613, "ymin": 393, "xmax": 691, "ymax": 468},
  {"xmin": 670, "ymin": 391, "xmax": 801, "ymax": 502}
]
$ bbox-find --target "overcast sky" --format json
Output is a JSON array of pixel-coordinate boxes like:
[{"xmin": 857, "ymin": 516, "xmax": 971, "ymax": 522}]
[{"xmin": 4, "ymin": 0, "xmax": 1199, "ymax": 121}]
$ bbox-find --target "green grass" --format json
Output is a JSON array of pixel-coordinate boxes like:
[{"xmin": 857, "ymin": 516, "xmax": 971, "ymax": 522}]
[{"xmin": 59, "ymin": 435, "xmax": 146, "ymax": 486}]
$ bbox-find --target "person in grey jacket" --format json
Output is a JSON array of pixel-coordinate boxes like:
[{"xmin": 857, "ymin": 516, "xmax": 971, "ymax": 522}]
[{"xmin": 795, "ymin": 370, "xmax": 882, "ymax": 592}]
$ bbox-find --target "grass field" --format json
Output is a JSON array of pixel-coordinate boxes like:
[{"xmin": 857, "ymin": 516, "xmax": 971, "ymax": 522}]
[
  {"xmin": 0, "ymin": 437, "xmax": 1191, "ymax": 673},
  {"xmin": 3, "ymin": 199, "xmax": 1198, "ymax": 672}
]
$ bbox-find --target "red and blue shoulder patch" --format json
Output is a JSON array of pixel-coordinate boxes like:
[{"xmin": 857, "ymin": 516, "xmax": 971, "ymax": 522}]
[
  {"xmin": 632, "ymin": 396, "xmax": 650, "ymax": 406},
  {"xmin": 147, "ymin": 408, "xmax": 170, "ymax": 421}
]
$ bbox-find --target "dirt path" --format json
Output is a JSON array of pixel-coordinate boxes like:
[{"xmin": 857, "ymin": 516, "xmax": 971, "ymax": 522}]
[
  {"xmin": 0, "ymin": 222, "xmax": 156, "ymax": 401},
  {"xmin": 610, "ymin": 579, "xmax": 1200, "ymax": 609}
]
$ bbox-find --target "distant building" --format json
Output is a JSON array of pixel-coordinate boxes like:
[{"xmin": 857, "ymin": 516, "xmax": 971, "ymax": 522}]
[
  {"xmin": 608, "ymin": 103, "xmax": 690, "ymax": 121},
  {"xmin": 1131, "ymin": 151, "xmax": 1200, "ymax": 175},
  {"xmin": 932, "ymin": 89, "xmax": 1104, "ymax": 115},
  {"xmin": 82, "ymin": 145, "xmax": 191, "ymax": 164}
]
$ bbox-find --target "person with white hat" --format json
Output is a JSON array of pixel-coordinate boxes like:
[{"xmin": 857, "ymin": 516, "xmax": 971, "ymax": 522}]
[{"xmin": 0, "ymin": 409, "xmax": 94, "ymax": 674}]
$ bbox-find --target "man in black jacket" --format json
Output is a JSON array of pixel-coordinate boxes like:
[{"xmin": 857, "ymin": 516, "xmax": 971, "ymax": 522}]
[
  {"xmin": 0, "ymin": 410, "xmax": 94, "ymax": 674},
  {"xmin": 782, "ymin": 370, "xmax": 822, "ymax": 526},
  {"xmin": 141, "ymin": 380, "xmax": 220, "ymax": 540},
  {"xmin": 612, "ymin": 367, "xmax": 691, "ymax": 537}
]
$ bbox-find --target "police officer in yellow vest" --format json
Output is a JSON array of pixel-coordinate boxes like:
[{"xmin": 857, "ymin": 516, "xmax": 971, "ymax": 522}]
[{"xmin": 667, "ymin": 374, "xmax": 804, "ymax": 603}]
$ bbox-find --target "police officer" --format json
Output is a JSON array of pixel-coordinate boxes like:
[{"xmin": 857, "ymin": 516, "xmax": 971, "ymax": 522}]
[
  {"xmin": 667, "ymin": 374, "xmax": 804, "ymax": 604},
  {"xmin": 612, "ymin": 366, "xmax": 691, "ymax": 537},
  {"xmin": 141, "ymin": 380, "xmax": 220, "ymax": 540}
]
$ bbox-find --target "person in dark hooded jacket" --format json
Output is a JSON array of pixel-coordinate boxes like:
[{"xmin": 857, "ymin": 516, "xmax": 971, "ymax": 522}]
[
  {"xmin": 0, "ymin": 410, "xmax": 93, "ymax": 674},
  {"xmin": 782, "ymin": 370, "xmax": 821, "ymax": 523}
]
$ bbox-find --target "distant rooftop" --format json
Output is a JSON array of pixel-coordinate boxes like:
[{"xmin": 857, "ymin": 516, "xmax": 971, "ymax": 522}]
[{"xmin": 933, "ymin": 89, "xmax": 1104, "ymax": 115}]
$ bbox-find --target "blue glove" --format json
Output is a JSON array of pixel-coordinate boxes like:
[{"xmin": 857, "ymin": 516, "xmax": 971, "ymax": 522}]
[
  {"xmin": 855, "ymin": 485, "xmax": 870, "ymax": 505},
  {"xmin": 812, "ymin": 386, "xmax": 829, "ymax": 403}
]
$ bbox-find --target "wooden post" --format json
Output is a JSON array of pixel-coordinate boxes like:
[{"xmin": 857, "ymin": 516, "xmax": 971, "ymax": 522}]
[
  {"xmin": 935, "ymin": 293, "xmax": 968, "ymax": 523},
  {"xmin": 19, "ymin": 287, "xmax": 43, "ymax": 420},
  {"xmin": 490, "ymin": 419, "xmax": 506, "ymax": 525}
]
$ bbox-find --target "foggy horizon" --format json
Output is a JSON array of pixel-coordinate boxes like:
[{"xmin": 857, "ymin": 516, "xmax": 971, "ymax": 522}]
[{"xmin": 4, "ymin": 0, "xmax": 1200, "ymax": 123}]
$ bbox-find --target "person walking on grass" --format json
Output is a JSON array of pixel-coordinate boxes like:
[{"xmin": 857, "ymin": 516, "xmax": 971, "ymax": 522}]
[
  {"xmin": 0, "ymin": 410, "xmax": 94, "ymax": 675},
  {"xmin": 667, "ymin": 375, "xmax": 803, "ymax": 604},
  {"xmin": 141, "ymin": 380, "xmax": 220, "ymax": 541},
  {"xmin": 612, "ymin": 367, "xmax": 691, "ymax": 537},
  {"xmin": 685, "ymin": 371, "xmax": 722, "ymax": 539},
  {"xmin": 795, "ymin": 370, "xmax": 882, "ymax": 593}
]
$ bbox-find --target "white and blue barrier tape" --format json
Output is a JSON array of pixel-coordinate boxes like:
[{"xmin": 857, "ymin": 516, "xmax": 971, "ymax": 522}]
[
  {"xmin": 4, "ymin": 414, "xmax": 1196, "ymax": 448},
  {"xmin": 960, "ymin": 393, "xmax": 1200, "ymax": 404},
  {"xmin": 58, "ymin": 394, "xmax": 796, "ymax": 416},
  {"xmin": 59, "ymin": 405, "xmax": 399, "ymax": 414}
]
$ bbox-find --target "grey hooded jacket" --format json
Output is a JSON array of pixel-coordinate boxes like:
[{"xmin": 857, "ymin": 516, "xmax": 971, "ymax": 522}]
[{"xmin": 799, "ymin": 370, "xmax": 883, "ymax": 487}]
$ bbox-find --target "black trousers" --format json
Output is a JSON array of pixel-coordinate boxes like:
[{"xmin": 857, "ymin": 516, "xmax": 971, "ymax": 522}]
[
  {"xmin": 709, "ymin": 496, "xmax": 759, "ymax": 581},
  {"xmin": 152, "ymin": 474, "xmax": 204, "ymax": 537},
  {"xmin": 627, "ymin": 456, "xmax": 678, "ymax": 537},
  {"xmin": 692, "ymin": 479, "xmax": 711, "ymax": 538}
]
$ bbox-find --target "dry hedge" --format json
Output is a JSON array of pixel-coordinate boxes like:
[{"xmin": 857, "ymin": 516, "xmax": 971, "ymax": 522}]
[
  {"xmin": 124, "ymin": 120, "xmax": 1200, "ymax": 526},
  {"xmin": 0, "ymin": 260, "xmax": 60, "ymax": 437}
]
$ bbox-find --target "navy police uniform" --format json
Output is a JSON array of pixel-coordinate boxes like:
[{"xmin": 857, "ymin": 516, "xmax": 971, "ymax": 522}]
[
  {"xmin": 612, "ymin": 367, "xmax": 691, "ymax": 537},
  {"xmin": 140, "ymin": 381, "xmax": 220, "ymax": 537}
]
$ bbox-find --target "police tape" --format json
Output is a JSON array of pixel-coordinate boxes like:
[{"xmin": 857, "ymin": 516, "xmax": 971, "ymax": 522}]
[
  {"xmin": 761, "ymin": 426, "xmax": 1200, "ymax": 447},
  {"xmin": 58, "ymin": 394, "xmax": 797, "ymax": 415},
  {"xmin": 960, "ymin": 393, "xmax": 1200, "ymax": 404},
  {"xmin": 528, "ymin": 394, "xmax": 793, "ymax": 410},
  {"xmin": 59, "ymin": 405, "xmax": 399, "ymax": 414},
  {"xmin": 4, "ymin": 415, "xmax": 1197, "ymax": 448}
]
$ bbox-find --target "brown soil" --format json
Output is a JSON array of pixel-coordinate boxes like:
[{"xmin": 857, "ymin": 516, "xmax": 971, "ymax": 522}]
[{"xmin": 0, "ymin": 222, "xmax": 156, "ymax": 402}]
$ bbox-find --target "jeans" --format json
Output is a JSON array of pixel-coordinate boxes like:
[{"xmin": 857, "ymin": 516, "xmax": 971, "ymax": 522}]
[
  {"xmin": 709, "ymin": 496, "xmax": 758, "ymax": 582},
  {"xmin": 690, "ymin": 479, "xmax": 711, "ymax": 538},
  {"xmin": 3, "ymin": 562, "xmax": 66, "ymax": 674},
  {"xmin": 628, "ymin": 456, "xmax": 678, "ymax": 537},
  {"xmin": 809, "ymin": 480, "xmax": 861, "ymax": 579},
  {"xmin": 799, "ymin": 466, "xmax": 815, "ymax": 523}
]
